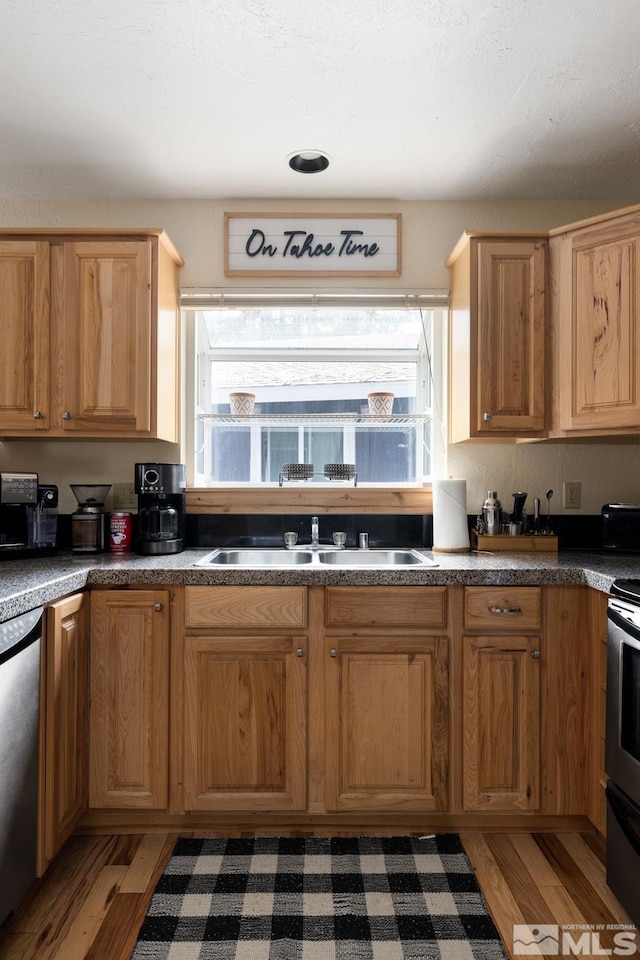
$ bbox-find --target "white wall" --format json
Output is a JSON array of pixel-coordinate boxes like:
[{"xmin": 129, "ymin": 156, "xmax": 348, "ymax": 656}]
[
  {"xmin": 0, "ymin": 196, "xmax": 638, "ymax": 516},
  {"xmin": 448, "ymin": 441, "xmax": 640, "ymax": 520}
]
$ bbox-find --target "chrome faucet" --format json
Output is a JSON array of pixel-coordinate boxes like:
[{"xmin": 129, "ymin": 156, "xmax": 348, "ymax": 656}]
[{"xmin": 311, "ymin": 515, "xmax": 319, "ymax": 547}]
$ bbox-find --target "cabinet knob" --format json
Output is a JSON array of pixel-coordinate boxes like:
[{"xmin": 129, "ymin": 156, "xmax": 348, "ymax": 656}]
[
  {"xmin": 482, "ymin": 412, "xmax": 492, "ymax": 421},
  {"xmin": 296, "ymin": 647, "xmax": 304, "ymax": 658},
  {"xmin": 330, "ymin": 648, "xmax": 337, "ymax": 658},
  {"xmin": 33, "ymin": 410, "xmax": 43, "ymax": 420},
  {"xmin": 62, "ymin": 411, "xmax": 72, "ymax": 420},
  {"xmin": 488, "ymin": 605, "xmax": 522, "ymax": 614},
  {"xmin": 154, "ymin": 602, "xmax": 163, "ymax": 612},
  {"xmin": 531, "ymin": 649, "xmax": 541, "ymax": 659}
]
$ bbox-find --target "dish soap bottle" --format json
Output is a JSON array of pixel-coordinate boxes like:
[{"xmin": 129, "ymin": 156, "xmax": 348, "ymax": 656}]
[{"xmin": 482, "ymin": 491, "xmax": 502, "ymax": 536}]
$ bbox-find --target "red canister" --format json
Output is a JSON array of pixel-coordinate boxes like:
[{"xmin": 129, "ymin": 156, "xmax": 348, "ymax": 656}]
[{"xmin": 109, "ymin": 512, "xmax": 132, "ymax": 554}]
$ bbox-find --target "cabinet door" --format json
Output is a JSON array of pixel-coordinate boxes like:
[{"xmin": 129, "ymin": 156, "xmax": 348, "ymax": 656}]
[
  {"xmin": 476, "ymin": 240, "xmax": 546, "ymax": 434},
  {"xmin": 569, "ymin": 233, "xmax": 640, "ymax": 429},
  {"xmin": 463, "ymin": 635, "xmax": 540, "ymax": 811},
  {"xmin": 183, "ymin": 635, "xmax": 306, "ymax": 811},
  {"xmin": 59, "ymin": 241, "xmax": 152, "ymax": 433},
  {"xmin": 325, "ymin": 636, "xmax": 448, "ymax": 811},
  {"xmin": 89, "ymin": 590, "xmax": 169, "ymax": 808},
  {"xmin": 39, "ymin": 593, "xmax": 88, "ymax": 874},
  {"xmin": 0, "ymin": 240, "xmax": 50, "ymax": 433}
]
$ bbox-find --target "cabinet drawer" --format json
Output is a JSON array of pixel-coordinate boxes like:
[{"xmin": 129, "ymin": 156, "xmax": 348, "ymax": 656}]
[
  {"xmin": 185, "ymin": 586, "xmax": 307, "ymax": 629},
  {"xmin": 463, "ymin": 587, "xmax": 541, "ymax": 629},
  {"xmin": 325, "ymin": 586, "xmax": 447, "ymax": 628}
]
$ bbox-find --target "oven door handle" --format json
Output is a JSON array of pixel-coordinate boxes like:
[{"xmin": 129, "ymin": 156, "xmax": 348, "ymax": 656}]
[
  {"xmin": 606, "ymin": 784, "xmax": 640, "ymax": 856},
  {"xmin": 608, "ymin": 606, "xmax": 640, "ymax": 647}
]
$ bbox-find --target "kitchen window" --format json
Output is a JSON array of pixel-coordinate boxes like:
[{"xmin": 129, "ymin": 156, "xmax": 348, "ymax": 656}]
[{"xmin": 183, "ymin": 293, "xmax": 446, "ymax": 487}]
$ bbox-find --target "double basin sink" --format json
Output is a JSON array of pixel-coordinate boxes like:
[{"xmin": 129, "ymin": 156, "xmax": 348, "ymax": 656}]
[{"xmin": 195, "ymin": 547, "xmax": 437, "ymax": 567}]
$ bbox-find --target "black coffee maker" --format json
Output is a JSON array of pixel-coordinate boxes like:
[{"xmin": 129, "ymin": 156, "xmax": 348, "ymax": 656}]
[{"xmin": 135, "ymin": 463, "xmax": 186, "ymax": 555}]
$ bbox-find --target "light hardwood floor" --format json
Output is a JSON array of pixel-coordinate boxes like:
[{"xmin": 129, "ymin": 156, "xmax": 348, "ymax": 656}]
[{"xmin": 0, "ymin": 830, "xmax": 634, "ymax": 960}]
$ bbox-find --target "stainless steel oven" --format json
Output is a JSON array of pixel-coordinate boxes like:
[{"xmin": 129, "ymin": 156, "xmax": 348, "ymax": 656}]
[{"xmin": 606, "ymin": 580, "xmax": 640, "ymax": 926}]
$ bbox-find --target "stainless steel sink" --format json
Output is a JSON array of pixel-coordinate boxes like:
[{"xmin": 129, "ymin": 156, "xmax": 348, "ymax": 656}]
[
  {"xmin": 194, "ymin": 548, "xmax": 436, "ymax": 567},
  {"xmin": 318, "ymin": 549, "xmax": 434, "ymax": 566},
  {"xmin": 195, "ymin": 549, "xmax": 315, "ymax": 566}
]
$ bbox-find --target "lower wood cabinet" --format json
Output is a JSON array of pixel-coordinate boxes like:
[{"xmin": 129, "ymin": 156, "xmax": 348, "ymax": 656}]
[
  {"xmin": 89, "ymin": 589, "xmax": 169, "ymax": 809},
  {"xmin": 39, "ymin": 592, "xmax": 88, "ymax": 874},
  {"xmin": 182, "ymin": 635, "xmax": 307, "ymax": 811},
  {"xmin": 80, "ymin": 582, "xmax": 597, "ymax": 828},
  {"xmin": 462, "ymin": 634, "xmax": 540, "ymax": 811},
  {"xmin": 324, "ymin": 635, "xmax": 449, "ymax": 811},
  {"xmin": 589, "ymin": 591, "xmax": 609, "ymax": 834}
]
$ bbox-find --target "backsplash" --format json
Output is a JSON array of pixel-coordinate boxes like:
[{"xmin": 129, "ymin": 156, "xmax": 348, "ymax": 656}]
[
  {"xmin": 184, "ymin": 512, "xmax": 605, "ymax": 552},
  {"xmin": 55, "ymin": 510, "xmax": 606, "ymax": 553},
  {"xmin": 185, "ymin": 513, "xmax": 433, "ymax": 550}
]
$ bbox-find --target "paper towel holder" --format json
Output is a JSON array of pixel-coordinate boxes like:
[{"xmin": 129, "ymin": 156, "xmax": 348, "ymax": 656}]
[{"xmin": 431, "ymin": 477, "xmax": 471, "ymax": 554}]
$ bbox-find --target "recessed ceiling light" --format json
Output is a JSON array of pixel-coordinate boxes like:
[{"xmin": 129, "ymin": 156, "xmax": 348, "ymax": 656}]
[{"xmin": 288, "ymin": 150, "xmax": 330, "ymax": 174}]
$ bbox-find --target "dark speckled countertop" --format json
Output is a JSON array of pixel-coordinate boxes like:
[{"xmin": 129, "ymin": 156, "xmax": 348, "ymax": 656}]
[{"xmin": 1, "ymin": 548, "xmax": 639, "ymax": 623}]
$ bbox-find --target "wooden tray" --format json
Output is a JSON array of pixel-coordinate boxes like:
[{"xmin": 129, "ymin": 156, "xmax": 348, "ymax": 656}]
[{"xmin": 471, "ymin": 530, "xmax": 558, "ymax": 552}]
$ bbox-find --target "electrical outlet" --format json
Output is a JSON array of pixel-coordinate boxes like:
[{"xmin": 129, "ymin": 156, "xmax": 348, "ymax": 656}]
[
  {"xmin": 563, "ymin": 481, "xmax": 581, "ymax": 509},
  {"xmin": 113, "ymin": 481, "xmax": 137, "ymax": 510}
]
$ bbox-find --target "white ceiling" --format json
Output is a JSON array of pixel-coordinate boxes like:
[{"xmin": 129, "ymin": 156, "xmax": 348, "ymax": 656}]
[{"xmin": 3, "ymin": 0, "xmax": 640, "ymax": 201}]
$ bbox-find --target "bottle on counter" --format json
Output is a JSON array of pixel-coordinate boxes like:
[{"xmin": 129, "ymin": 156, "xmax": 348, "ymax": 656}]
[{"xmin": 482, "ymin": 491, "xmax": 502, "ymax": 536}]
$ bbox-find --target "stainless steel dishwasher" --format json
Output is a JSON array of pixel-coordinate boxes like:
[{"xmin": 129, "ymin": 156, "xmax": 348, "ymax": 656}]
[{"xmin": 0, "ymin": 606, "xmax": 43, "ymax": 925}]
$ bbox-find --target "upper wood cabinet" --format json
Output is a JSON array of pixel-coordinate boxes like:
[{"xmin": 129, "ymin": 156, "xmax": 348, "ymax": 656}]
[
  {"xmin": 0, "ymin": 229, "xmax": 182, "ymax": 440},
  {"xmin": 0, "ymin": 240, "xmax": 51, "ymax": 432},
  {"xmin": 550, "ymin": 205, "xmax": 640, "ymax": 436},
  {"xmin": 447, "ymin": 233, "xmax": 547, "ymax": 441}
]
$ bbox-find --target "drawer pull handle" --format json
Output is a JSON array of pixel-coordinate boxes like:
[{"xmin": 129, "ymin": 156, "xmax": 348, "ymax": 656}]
[
  {"xmin": 296, "ymin": 647, "xmax": 303, "ymax": 658},
  {"xmin": 488, "ymin": 605, "xmax": 522, "ymax": 614},
  {"xmin": 531, "ymin": 649, "xmax": 541, "ymax": 659},
  {"xmin": 154, "ymin": 602, "xmax": 163, "ymax": 612},
  {"xmin": 330, "ymin": 648, "xmax": 337, "ymax": 658}
]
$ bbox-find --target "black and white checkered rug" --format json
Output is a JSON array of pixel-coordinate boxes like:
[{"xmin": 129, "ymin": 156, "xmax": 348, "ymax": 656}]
[{"xmin": 131, "ymin": 835, "xmax": 507, "ymax": 959}]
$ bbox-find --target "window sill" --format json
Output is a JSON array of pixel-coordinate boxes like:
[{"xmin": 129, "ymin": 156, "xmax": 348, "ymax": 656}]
[{"xmin": 186, "ymin": 485, "xmax": 433, "ymax": 515}]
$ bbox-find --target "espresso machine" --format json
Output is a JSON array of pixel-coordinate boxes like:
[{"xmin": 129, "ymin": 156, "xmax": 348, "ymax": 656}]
[
  {"xmin": 135, "ymin": 463, "xmax": 185, "ymax": 555},
  {"xmin": 0, "ymin": 472, "xmax": 58, "ymax": 559}
]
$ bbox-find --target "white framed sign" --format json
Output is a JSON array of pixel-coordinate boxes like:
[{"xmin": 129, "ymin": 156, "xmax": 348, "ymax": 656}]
[{"xmin": 225, "ymin": 212, "xmax": 401, "ymax": 277}]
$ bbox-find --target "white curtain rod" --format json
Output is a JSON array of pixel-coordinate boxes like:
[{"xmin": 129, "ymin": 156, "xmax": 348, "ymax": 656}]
[{"xmin": 180, "ymin": 288, "xmax": 449, "ymax": 310}]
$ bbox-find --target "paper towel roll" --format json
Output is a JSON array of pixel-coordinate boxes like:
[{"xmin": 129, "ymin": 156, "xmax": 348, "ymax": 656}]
[{"xmin": 432, "ymin": 479, "xmax": 470, "ymax": 553}]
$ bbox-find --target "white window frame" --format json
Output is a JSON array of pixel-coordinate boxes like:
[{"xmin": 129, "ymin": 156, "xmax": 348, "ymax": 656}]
[{"xmin": 181, "ymin": 290, "xmax": 448, "ymax": 489}]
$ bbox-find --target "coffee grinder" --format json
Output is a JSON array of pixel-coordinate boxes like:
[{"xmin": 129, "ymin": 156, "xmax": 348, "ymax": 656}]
[
  {"xmin": 70, "ymin": 484, "xmax": 111, "ymax": 553},
  {"xmin": 135, "ymin": 463, "xmax": 185, "ymax": 555}
]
